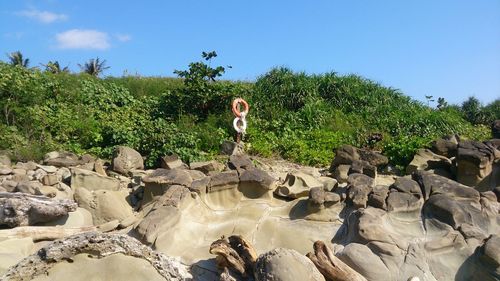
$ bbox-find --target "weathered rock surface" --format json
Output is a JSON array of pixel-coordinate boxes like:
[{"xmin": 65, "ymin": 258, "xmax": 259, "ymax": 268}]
[
  {"xmin": 160, "ymin": 154, "xmax": 187, "ymax": 170},
  {"xmin": 43, "ymin": 151, "xmax": 82, "ymax": 167},
  {"xmin": 336, "ymin": 243, "xmax": 389, "ymax": 281},
  {"xmin": 406, "ymin": 148, "xmax": 453, "ymax": 175},
  {"xmin": 456, "ymin": 140, "xmax": 498, "ymax": 190},
  {"xmin": 0, "ymin": 238, "xmax": 34, "ymax": 276},
  {"xmin": 111, "ymin": 146, "xmax": 144, "ymax": 175},
  {"xmin": 275, "ymin": 172, "xmax": 323, "ymax": 198},
  {"xmin": 431, "ymin": 135, "xmax": 459, "ymax": 158},
  {"xmin": 74, "ymin": 187, "xmax": 134, "ymax": 225},
  {"xmin": 190, "ymin": 160, "xmax": 225, "ymax": 174},
  {"xmin": 71, "ymin": 167, "xmax": 120, "ymax": 191},
  {"xmin": 255, "ymin": 248, "xmax": 325, "ymax": 281},
  {"xmin": 492, "ymin": 120, "xmax": 500, "ymax": 139},
  {"xmin": 1, "ymin": 232, "xmax": 191, "ymax": 281}
]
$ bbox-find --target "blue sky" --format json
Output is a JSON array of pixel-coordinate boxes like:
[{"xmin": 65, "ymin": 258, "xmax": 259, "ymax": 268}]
[{"xmin": 1, "ymin": 0, "xmax": 499, "ymax": 105}]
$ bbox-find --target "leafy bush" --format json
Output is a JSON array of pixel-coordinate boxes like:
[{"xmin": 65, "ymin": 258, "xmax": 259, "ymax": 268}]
[{"xmin": 0, "ymin": 59, "xmax": 495, "ymax": 170}]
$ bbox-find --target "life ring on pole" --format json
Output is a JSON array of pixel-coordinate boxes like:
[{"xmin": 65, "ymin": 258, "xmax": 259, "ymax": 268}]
[
  {"xmin": 232, "ymin": 98, "xmax": 249, "ymax": 117},
  {"xmin": 233, "ymin": 117, "xmax": 247, "ymax": 133}
]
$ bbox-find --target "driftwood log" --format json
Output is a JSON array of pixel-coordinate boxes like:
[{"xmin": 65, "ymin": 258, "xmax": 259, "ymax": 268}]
[
  {"xmin": 307, "ymin": 241, "xmax": 367, "ymax": 281},
  {"xmin": 0, "ymin": 226, "xmax": 97, "ymax": 241},
  {"xmin": 0, "ymin": 192, "xmax": 77, "ymax": 227},
  {"xmin": 209, "ymin": 235, "xmax": 257, "ymax": 279}
]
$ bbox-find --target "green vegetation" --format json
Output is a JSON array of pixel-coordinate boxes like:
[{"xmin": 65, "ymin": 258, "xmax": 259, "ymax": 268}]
[{"xmin": 0, "ymin": 52, "xmax": 495, "ymax": 171}]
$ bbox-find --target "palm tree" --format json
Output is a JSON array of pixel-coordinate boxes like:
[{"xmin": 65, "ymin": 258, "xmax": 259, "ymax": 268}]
[
  {"xmin": 78, "ymin": 57, "xmax": 110, "ymax": 77},
  {"xmin": 7, "ymin": 51, "xmax": 29, "ymax": 67},
  {"xmin": 42, "ymin": 61, "xmax": 70, "ymax": 74}
]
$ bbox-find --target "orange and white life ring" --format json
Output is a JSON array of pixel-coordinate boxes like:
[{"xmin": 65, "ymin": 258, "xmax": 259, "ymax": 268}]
[{"xmin": 232, "ymin": 98, "xmax": 249, "ymax": 117}]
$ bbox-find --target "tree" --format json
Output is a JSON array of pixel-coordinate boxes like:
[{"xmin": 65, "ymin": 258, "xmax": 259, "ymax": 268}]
[
  {"xmin": 437, "ymin": 97, "xmax": 448, "ymax": 110},
  {"xmin": 461, "ymin": 96, "xmax": 484, "ymax": 124},
  {"xmin": 42, "ymin": 61, "xmax": 70, "ymax": 74},
  {"xmin": 173, "ymin": 51, "xmax": 232, "ymax": 117},
  {"xmin": 78, "ymin": 57, "xmax": 110, "ymax": 77},
  {"xmin": 7, "ymin": 51, "xmax": 29, "ymax": 67},
  {"xmin": 425, "ymin": 95, "xmax": 434, "ymax": 107}
]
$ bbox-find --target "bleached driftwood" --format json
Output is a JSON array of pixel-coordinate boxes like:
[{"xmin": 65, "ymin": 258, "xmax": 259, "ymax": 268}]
[
  {"xmin": 0, "ymin": 226, "xmax": 97, "ymax": 241},
  {"xmin": 0, "ymin": 192, "xmax": 77, "ymax": 227},
  {"xmin": 307, "ymin": 241, "xmax": 367, "ymax": 281},
  {"xmin": 209, "ymin": 235, "xmax": 257, "ymax": 279}
]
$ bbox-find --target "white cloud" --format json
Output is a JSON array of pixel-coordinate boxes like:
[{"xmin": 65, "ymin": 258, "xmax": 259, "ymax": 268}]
[
  {"xmin": 116, "ymin": 34, "xmax": 132, "ymax": 42},
  {"xmin": 55, "ymin": 29, "xmax": 110, "ymax": 50},
  {"xmin": 16, "ymin": 9, "xmax": 68, "ymax": 23}
]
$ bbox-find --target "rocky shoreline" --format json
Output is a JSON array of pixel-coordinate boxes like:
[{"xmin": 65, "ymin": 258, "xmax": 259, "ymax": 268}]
[{"xmin": 0, "ymin": 135, "xmax": 499, "ymax": 281}]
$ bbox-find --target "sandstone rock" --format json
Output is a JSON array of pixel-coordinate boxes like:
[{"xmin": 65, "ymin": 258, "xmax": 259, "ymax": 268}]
[
  {"xmin": 12, "ymin": 168, "xmax": 26, "ymax": 176},
  {"xmin": 480, "ymin": 234, "xmax": 500, "ymax": 272},
  {"xmin": 348, "ymin": 173, "xmax": 374, "ymax": 188},
  {"xmin": 318, "ymin": 176, "xmax": 338, "ymax": 191},
  {"xmin": 406, "ymin": 149, "xmax": 452, "ymax": 175},
  {"xmin": 412, "ymin": 170, "xmax": 480, "ymax": 200},
  {"xmin": 142, "ymin": 169, "xmax": 193, "ymax": 203},
  {"xmin": 41, "ymin": 174, "xmax": 58, "ymax": 186},
  {"xmin": 221, "ymin": 140, "xmax": 244, "ymax": 156},
  {"xmin": 14, "ymin": 161, "xmax": 37, "ymax": 171},
  {"xmin": 368, "ymin": 185, "xmax": 389, "ymax": 210},
  {"xmin": 71, "ymin": 167, "xmax": 120, "ymax": 192},
  {"xmin": 111, "ymin": 146, "xmax": 144, "ymax": 175},
  {"xmin": 44, "ymin": 151, "xmax": 81, "ymax": 167},
  {"xmin": 160, "ymin": 154, "xmax": 187, "ymax": 170},
  {"xmin": 228, "ymin": 154, "xmax": 255, "ymax": 172},
  {"xmin": 347, "ymin": 184, "xmax": 372, "ymax": 209},
  {"xmin": 37, "ymin": 185, "xmax": 58, "ymax": 198},
  {"xmin": 255, "ymin": 248, "xmax": 325, "ymax": 281},
  {"xmin": 0, "ymin": 237, "xmax": 34, "ymax": 276},
  {"xmin": 492, "ymin": 120, "xmax": 500, "ymax": 138},
  {"xmin": 456, "ymin": 140, "xmax": 497, "ymax": 190},
  {"xmin": 74, "ymin": 188, "xmax": 134, "ymax": 225},
  {"xmin": 391, "ymin": 177, "xmax": 422, "ymax": 198},
  {"xmin": 337, "ymin": 243, "xmax": 390, "ymax": 281},
  {"xmin": 330, "ymin": 145, "xmax": 360, "ymax": 169},
  {"xmin": 35, "ymin": 165, "xmax": 58, "ymax": 173},
  {"xmin": 11, "ymin": 174, "xmax": 29, "ymax": 183},
  {"xmin": 0, "ymin": 168, "xmax": 12, "ymax": 175},
  {"xmin": 349, "ymin": 160, "xmax": 377, "ymax": 178},
  {"xmin": 190, "ymin": 160, "xmax": 225, "ymax": 174},
  {"xmin": 208, "ymin": 170, "xmax": 239, "ymax": 192},
  {"xmin": 32, "ymin": 169, "xmax": 47, "ymax": 181},
  {"xmin": 93, "ymin": 159, "xmax": 107, "ymax": 176},
  {"xmin": 0, "ymin": 154, "xmax": 11, "ymax": 168},
  {"xmin": 386, "ymin": 191, "xmax": 422, "ymax": 213},
  {"xmin": 53, "ymin": 182, "xmax": 73, "ymax": 200},
  {"xmin": 309, "ymin": 187, "xmax": 341, "ymax": 207},
  {"xmin": 1, "ymin": 232, "xmax": 191, "ymax": 281},
  {"xmin": 1, "ymin": 180, "xmax": 17, "ymax": 192},
  {"xmin": 431, "ymin": 135, "xmax": 459, "ymax": 158},
  {"xmin": 332, "ymin": 164, "xmax": 350, "ymax": 184},
  {"xmin": 275, "ymin": 172, "xmax": 323, "ymax": 198},
  {"xmin": 239, "ymin": 168, "xmax": 276, "ymax": 191},
  {"xmin": 190, "ymin": 177, "xmax": 211, "ymax": 193},
  {"xmin": 43, "ymin": 207, "xmax": 93, "ymax": 227},
  {"xmin": 134, "ymin": 185, "xmax": 191, "ymax": 246},
  {"xmin": 423, "ymin": 194, "xmax": 473, "ymax": 229},
  {"xmin": 185, "ymin": 169, "xmax": 206, "ymax": 180},
  {"xmin": 55, "ymin": 167, "xmax": 71, "ymax": 182},
  {"xmin": 358, "ymin": 148, "xmax": 389, "ymax": 167},
  {"xmin": 16, "ymin": 181, "xmax": 42, "ymax": 195}
]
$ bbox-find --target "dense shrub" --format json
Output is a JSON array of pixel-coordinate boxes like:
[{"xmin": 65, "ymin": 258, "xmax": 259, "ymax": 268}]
[{"xmin": 0, "ymin": 61, "xmax": 494, "ymax": 170}]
